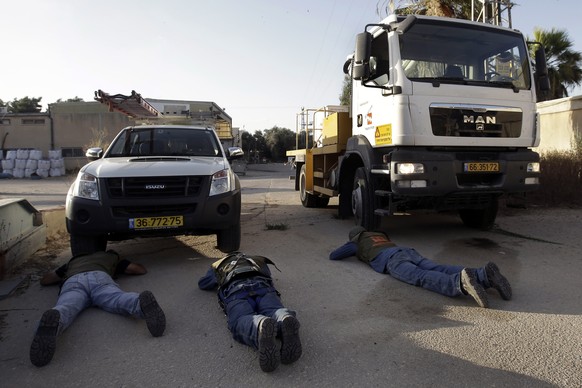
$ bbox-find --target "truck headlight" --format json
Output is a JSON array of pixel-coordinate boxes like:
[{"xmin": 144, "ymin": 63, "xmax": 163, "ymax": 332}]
[
  {"xmin": 396, "ymin": 163, "xmax": 424, "ymax": 174},
  {"xmin": 527, "ymin": 162, "xmax": 540, "ymax": 173},
  {"xmin": 74, "ymin": 172, "xmax": 99, "ymax": 200},
  {"xmin": 210, "ymin": 169, "xmax": 233, "ymax": 196}
]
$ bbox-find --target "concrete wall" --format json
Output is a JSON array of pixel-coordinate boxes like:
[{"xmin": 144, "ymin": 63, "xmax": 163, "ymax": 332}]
[
  {"xmin": 536, "ymin": 95, "xmax": 582, "ymax": 155},
  {"xmin": 0, "ymin": 113, "xmax": 52, "ymax": 154},
  {"xmin": 50, "ymin": 102, "xmax": 134, "ymax": 149}
]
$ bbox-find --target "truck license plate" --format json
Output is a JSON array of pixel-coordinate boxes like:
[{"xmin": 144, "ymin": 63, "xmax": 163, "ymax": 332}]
[
  {"xmin": 129, "ymin": 216, "xmax": 184, "ymax": 230},
  {"xmin": 463, "ymin": 162, "xmax": 500, "ymax": 173}
]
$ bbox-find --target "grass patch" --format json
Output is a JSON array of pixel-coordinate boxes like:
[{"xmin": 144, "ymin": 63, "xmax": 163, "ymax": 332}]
[
  {"xmin": 528, "ymin": 145, "xmax": 582, "ymax": 208},
  {"xmin": 265, "ymin": 223, "xmax": 289, "ymax": 231}
]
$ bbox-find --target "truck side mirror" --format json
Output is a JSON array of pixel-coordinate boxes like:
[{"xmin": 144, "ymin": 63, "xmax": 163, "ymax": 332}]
[
  {"xmin": 535, "ymin": 47, "xmax": 550, "ymax": 92},
  {"xmin": 352, "ymin": 32, "xmax": 372, "ymax": 81}
]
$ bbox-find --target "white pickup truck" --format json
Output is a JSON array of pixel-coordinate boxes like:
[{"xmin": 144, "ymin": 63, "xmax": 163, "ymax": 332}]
[{"xmin": 65, "ymin": 125, "xmax": 244, "ymax": 256}]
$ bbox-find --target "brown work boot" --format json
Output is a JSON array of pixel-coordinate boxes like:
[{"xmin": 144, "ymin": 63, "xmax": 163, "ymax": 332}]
[
  {"xmin": 461, "ymin": 268, "xmax": 489, "ymax": 308},
  {"xmin": 258, "ymin": 317, "xmax": 279, "ymax": 372},
  {"xmin": 485, "ymin": 262, "xmax": 512, "ymax": 300}
]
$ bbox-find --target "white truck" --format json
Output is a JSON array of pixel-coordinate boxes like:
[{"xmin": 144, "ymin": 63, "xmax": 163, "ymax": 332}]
[
  {"xmin": 66, "ymin": 125, "xmax": 244, "ymax": 256},
  {"xmin": 287, "ymin": 14, "xmax": 549, "ymax": 230}
]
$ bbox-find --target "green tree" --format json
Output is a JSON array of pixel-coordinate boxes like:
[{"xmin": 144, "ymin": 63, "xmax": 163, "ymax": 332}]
[
  {"xmin": 8, "ymin": 96, "xmax": 43, "ymax": 113},
  {"xmin": 241, "ymin": 130, "xmax": 268, "ymax": 163},
  {"xmin": 530, "ymin": 28, "xmax": 582, "ymax": 100},
  {"xmin": 264, "ymin": 126, "xmax": 295, "ymax": 162},
  {"xmin": 339, "ymin": 74, "xmax": 351, "ymax": 106},
  {"xmin": 55, "ymin": 96, "xmax": 85, "ymax": 103},
  {"xmin": 378, "ymin": 0, "xmax": 473, "ymax": 18}
]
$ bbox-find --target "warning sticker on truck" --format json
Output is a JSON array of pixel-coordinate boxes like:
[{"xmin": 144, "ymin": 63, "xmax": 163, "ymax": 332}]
[{"xmin": 375, "ymin": 124, "xmax": 392, "ymax": 145}]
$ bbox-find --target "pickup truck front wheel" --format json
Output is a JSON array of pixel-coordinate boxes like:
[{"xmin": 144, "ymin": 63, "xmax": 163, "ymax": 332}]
[
  {"xmin": 70, "ymin": 233, "xmax": 107, "ymax": 256},
  {"xmin": 217, "ymin": 222, "xmax": 241, "ymax": 253}
]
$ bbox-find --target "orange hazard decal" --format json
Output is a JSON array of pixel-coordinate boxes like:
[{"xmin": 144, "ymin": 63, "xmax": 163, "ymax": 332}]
[{"xmin": 375, "ymin": 124, "xmax": 392, "ymax": 145}]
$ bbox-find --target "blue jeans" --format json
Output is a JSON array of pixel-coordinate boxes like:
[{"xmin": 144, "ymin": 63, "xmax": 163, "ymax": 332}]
[
  {"xmin": 220, "ymin": 278, "xmax": 296, "ymax": 349},
  {"xmin": 373, "ymin": 248, "xmax": 489, "ymax": 297},
  {"xmin": 52, "ymin": 271, "xmax": 142, "ymax": 335}
]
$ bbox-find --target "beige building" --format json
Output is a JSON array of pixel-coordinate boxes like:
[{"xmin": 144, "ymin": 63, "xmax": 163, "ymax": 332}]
[{"xmin": 1, "ymin": 98, "xmax": 238, "ymax": 172}]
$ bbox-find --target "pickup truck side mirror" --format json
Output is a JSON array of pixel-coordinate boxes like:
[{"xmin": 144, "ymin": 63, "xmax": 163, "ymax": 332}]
[
  {"xmin": 86, "ymin": 147, "xmax": 103, "ymax": 160},
  {"xmin": 227, "ymin": 147, "xmax": 244, "ymax": 161}
]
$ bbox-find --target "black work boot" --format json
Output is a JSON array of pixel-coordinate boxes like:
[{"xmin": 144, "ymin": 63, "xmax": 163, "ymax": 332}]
[
  {"xmin": 139, "ymin": 291, "xmax": 166, "ymax": 337},
  {"xmin": 485, "ymin": 262, "xmax": 512, "ymax": 300},
  {"xmin": 280, "ymin": 315, "xmax": 302, "ymax": 364},
  {"xmin": 258, "ymin": 317, "xmax": 279, "ymax": 372},
  {"xmin": 461, "ymin": 268, "xmax": 489, "ymax": 308},
  {"xmin": 30, "ymin": 309, "xmax": 60, "ymax": 367}
]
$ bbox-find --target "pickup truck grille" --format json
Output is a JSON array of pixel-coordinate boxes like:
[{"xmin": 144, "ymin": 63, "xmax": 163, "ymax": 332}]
[{"xmin": 105, "ymin": 176, "xmax": 204, "ymax": 198}]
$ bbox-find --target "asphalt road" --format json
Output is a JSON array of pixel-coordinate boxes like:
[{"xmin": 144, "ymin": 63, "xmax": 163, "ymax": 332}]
[{"xmin": 0, "ymin": 163, "xmax": 581, "ymax": 387}]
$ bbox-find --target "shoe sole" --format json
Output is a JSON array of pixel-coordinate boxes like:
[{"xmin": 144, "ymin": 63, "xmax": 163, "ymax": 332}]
[
  {"xmin": 30, "ymin": 309, "xmax": 60, "ymax": 367},
  {"xmin": 258, "ymin": 318, "xmax": 279, "ymax": 372},
  {"xmin": 486, "ymin": 262, "xmax": 512, "ymax": 300},
  {"xmin": 280, "ymin": 316, "xmax": 302, "ymax": 364},
  {"xmin": 139, "ymin": 291, "xmax": 166, "ymax": 337},
  {"xmin": 461, "ymin": 269, "xmax": 489, "ymax": 308}
]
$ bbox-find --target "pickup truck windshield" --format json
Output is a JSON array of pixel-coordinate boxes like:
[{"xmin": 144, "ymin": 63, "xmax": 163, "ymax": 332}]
[
  {"xmin": 106, "ymin": 127, "xmax": 223, "ymax": 157},
  {"xmin": 399, "ymin": 19, "xmax": 531, "ymax": 90}
]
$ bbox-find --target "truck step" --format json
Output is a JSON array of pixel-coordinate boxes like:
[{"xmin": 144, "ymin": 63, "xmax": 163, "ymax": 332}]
[
  {"xmin": 374, "ymin": 209, "xmax": 392, "ymax": 216},
  {"xmin": 375, "ymin": 190, "xmax": 391, "ymax": 197}
]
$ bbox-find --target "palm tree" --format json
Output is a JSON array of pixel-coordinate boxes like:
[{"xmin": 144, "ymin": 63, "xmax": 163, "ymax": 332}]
[{"xmin": 530, "ymin": 28, "xmax": 582, "ymax": 100}]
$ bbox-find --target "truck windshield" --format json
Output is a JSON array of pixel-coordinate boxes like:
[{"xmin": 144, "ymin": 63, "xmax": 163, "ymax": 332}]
[
  {"xmin": 106, "ymin": 127, "xmax": 223, "ymax": 157},
  {"xmin": 399, "ymin": 19, "xmax": 531, "ymax": 90}
]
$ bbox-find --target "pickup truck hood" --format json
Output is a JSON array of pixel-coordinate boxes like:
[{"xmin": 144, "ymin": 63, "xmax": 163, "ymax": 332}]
[{"xmin": 81, "ymin": 156, "xmax": 228, "ymax": 178}]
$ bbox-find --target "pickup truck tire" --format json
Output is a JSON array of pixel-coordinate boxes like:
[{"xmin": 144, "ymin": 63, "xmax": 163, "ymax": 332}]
[
  {"xmin": 70, "ymin": 233, "xmax": 107, "ymax": 256},
  {"xmin": 459, "ymin": 199, "xmax": 498, "ymax": 230},
  {"xmin": 352, "ymin": 167, "xmax": 378, "ymax": 230},
  {"xmin": 217, "ymin": 222, "xmax": 241, "ymax": 253},
  {"xmin": 299, "ymin": 164, "xmax": 318, "ymax": 208}
]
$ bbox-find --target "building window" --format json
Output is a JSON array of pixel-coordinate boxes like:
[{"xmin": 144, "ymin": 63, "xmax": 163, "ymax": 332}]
[
  {"xmin": 0, "ymin": 119, "xmax": 10, "ymax": 125},
  {"xmin": 61, "ymin": 147, "xmax": 85, "ymax": 157},
  {"xmin": 21, "ymin": 118, "xmax": 46, "ymax": 125}
]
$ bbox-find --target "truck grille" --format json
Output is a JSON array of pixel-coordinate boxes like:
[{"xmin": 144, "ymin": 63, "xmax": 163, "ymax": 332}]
[
  {"xmin": 430, "ymin": 105, "xmax": 522, "ymax": 138},
  {"xmin": 105, "ymin": 176, "xmax": 205, "ymax": 198}
]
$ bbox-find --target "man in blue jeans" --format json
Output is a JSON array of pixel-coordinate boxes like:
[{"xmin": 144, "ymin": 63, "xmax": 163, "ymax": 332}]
[
  {"xmin": 30, "ymin": 250, "xmax": 166, "ymax": 367},
  {"xmin": 198, "ymin": 251, "xmax": 302, "ymax": 372},
  {"xmin": 330, "ymin": 226, "xmax": 512, "ymax": 308}
]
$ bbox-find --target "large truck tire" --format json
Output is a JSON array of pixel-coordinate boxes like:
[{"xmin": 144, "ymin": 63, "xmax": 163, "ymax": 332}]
[
  {"xmin": 70, "ymin": 233, "xmax": 107, "ymax": 256},
  {"xmin": 459, "ymin": 199, "xmax": 498, "ymax": 230},
  {"xmin": 352, "ymin": 167, "xmax": 379, "ymax": 230},
  {"xmin": 217, "ymin": 222, "xmax": 241, "ymax": 253},
  {"xmin": 299, "ymin": 164, "xmax": 319, "ymax": 208}
]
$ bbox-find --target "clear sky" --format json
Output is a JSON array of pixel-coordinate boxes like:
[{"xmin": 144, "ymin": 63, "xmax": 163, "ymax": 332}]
[{"xmin": 2, "ymin": 0, "xmax": 581, "ymax": 133}]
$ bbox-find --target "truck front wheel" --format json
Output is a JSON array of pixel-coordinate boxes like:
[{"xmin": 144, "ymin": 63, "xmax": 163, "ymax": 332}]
[
  {"xmin": 352, "ymin": 167, "xmax": 378, "ymax": 230},
  {"xmin": 70, "ymin": 233, "xmax": 107, "ymax": 256},
  {"xmin": 459, "ymin": 199, "xmax": 498, "ymax": 230},
  {"xmin": 217, "ymin": 222, "xmax": 241, "ymax": 253}
]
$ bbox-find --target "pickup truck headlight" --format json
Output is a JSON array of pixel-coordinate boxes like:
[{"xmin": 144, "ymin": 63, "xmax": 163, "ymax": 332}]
[
  {"xmin": 73, "ymin": 172, "xmax": 100, "ymax": 200},
  {"xmin": 210, "ymin": 168, "xmax": 234, "ymax": 196}
]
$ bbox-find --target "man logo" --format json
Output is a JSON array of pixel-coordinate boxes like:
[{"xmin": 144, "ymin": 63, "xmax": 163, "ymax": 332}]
[
  {"xmin": 145, "ymin": 184, "xmax": 165, "ymax": 190},
  {"xmin": 463, "ymin": 115, "xmax": 496, "ymax": 124}
]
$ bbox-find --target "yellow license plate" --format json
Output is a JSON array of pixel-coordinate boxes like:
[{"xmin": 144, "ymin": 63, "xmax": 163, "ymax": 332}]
[
  {"xmin": 463, "ymin": 162, "xmax": 500, "ymax": 172},
  {"xmin": 130, "ymin": 216, "xmax": 184, "ymax": 229}
]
